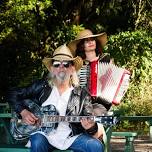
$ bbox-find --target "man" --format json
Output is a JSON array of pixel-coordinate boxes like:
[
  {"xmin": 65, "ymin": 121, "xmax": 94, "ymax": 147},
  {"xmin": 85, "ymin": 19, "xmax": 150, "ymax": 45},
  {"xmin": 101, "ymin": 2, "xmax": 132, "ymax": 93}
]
[{"xmin": 7, "ymin": 44, "xmax": 104, "ymax": 152}]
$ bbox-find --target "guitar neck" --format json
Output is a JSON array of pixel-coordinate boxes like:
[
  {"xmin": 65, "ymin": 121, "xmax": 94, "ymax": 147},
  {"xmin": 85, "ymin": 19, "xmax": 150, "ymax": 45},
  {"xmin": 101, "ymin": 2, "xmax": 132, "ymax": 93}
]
[
  {"xmin": 41, "ymin": 115, "xmax": 116, "ymax": 125},
  {"xmin": 43, "ymin": 115, "xmax": 95, "ymax": 123}
]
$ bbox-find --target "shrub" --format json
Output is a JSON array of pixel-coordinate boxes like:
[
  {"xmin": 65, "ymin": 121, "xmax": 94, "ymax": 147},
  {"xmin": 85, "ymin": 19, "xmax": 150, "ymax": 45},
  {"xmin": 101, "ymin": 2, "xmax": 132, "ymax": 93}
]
[{"xmin": 105, "ymin": 30, "xmax": 152, "ymax": 132}]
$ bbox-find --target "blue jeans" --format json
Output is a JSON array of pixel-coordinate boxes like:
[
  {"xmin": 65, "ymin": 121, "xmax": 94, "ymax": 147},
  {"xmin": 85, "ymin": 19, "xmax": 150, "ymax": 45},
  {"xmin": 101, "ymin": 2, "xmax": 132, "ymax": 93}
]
[{"xmin": 30, "ymin": 133, "xmax": 104, "ymax": 152}]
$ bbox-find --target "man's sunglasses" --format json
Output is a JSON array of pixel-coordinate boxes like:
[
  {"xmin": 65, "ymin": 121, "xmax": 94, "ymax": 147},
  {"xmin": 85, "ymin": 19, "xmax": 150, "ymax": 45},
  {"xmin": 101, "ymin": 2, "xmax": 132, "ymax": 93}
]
[{"xmin": 52, "ymin": 61, "xmax": 73, "ymax": 68}]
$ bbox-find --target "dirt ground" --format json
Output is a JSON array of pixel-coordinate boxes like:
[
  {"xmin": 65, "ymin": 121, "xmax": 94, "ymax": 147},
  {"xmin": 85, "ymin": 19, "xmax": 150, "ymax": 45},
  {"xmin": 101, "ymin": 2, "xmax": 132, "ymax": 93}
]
[{"xmin": 111, "ymin": 136, "xmax": 152, "ymax": 152}]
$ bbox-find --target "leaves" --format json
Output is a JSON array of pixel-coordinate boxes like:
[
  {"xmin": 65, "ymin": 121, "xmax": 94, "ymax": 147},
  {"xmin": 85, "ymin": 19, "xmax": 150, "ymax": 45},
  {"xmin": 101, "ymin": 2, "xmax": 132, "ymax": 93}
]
[{"xmin": 107, "ymin": 30, "xmax": 152, "ymax": 116}]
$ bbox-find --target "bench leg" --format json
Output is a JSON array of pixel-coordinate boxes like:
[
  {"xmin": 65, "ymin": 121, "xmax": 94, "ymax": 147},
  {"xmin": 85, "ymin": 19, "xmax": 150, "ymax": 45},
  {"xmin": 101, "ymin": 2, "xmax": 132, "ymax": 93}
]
[
  {"xmin": 0, "ymin": 118, "xmax": 15, "ymax": 144},
  {"xmin": 149, "ymin": 125, "xmax": 152, "ymax": 140},
  {"xmin": 124, "ymin": 136, "xmax": 135, "ymax": 152}
]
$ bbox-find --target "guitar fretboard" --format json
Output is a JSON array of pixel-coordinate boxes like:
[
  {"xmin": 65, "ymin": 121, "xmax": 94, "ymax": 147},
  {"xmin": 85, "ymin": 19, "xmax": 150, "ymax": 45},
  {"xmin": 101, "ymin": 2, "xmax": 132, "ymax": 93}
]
[
  {"xmin": 40, "ymin": 115, "xmax": 116, "ymax": 127},
  {"xmin": 42, "ymin": 115, "xmax": 95, "ymax": 123}
]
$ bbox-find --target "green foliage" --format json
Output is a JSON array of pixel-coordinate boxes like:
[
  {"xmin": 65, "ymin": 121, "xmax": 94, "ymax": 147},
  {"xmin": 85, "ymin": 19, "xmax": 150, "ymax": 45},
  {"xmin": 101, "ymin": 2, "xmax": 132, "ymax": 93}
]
[
  {"xmin": 0, "ymin": 0, "xmax": 52, "ymax": 43},
  {"xmin": 0, "ymin": 0, "xmax": 54, "ymax": 100},
  {"xmin": 105, "ymin": 30, "xmax": 152, "ymax": 132},
  {"xmin": 0, "ymin": 0, "xmax": 85, "ymax": 101},
  {"xmin": 106, "ymin": 30, "xmax": 152, "ymax": 115},
  {"xmin": 132, "ymin": 0, "xmax": 152, "ymax": 30},
  {"xmin": 45, "ymin": 24, "xmax": 84, "ymax": 52}
]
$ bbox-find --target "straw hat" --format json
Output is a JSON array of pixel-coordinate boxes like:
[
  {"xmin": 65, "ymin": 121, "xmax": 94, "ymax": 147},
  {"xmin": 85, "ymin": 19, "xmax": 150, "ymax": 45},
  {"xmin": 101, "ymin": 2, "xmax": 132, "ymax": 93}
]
[
  {"xmin": 68, "ymin": 29, "xmax": 107, "ymax": 55},
  {"xmin": 42, "ymin": 44, "xmax": 83, "ymax": 71}
]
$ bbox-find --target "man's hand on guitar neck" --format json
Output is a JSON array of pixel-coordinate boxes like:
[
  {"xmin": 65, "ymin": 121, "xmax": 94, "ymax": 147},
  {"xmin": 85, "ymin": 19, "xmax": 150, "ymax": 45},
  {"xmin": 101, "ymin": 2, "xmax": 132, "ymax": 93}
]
[
  {"xmin": 80, "ymin": 118, "xmax": 95, "ymax": 130},
  {"xmin": 20, "ymin": 109, "xmax": 39, "ymax": 125},
  {"xmin": 81, "ymin": 118, "xmax": 104, "ymax": 140}
]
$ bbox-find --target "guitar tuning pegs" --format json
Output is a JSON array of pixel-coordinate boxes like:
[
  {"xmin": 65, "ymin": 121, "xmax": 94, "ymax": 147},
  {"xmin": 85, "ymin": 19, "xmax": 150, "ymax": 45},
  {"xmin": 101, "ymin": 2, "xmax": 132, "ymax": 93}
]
[{"xmin": 112, "ymin": 117, "xmax": 119, "ymax": 125}]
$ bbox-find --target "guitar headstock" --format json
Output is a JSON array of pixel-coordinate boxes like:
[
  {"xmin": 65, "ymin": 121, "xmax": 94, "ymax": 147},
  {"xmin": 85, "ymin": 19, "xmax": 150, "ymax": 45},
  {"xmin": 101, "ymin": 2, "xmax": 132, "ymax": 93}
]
[{"xmin": 95, "ymin": 116, "xmax": 119, "ymax": 125}]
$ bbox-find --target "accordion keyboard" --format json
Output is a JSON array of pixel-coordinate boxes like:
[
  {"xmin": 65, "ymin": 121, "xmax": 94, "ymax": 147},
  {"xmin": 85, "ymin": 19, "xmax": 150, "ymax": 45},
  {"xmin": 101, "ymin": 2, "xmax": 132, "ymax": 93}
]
[{"xmin": 78, "ymin": 64, "xmax": 90, "ymax": 88}]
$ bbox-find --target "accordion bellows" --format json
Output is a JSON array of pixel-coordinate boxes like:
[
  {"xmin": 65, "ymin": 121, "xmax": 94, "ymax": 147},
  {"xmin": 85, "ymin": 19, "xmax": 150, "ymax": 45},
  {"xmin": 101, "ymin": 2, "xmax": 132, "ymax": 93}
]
[{"xmin": 78, "ymin": 61, "xmax": 130, "ymax": 105}]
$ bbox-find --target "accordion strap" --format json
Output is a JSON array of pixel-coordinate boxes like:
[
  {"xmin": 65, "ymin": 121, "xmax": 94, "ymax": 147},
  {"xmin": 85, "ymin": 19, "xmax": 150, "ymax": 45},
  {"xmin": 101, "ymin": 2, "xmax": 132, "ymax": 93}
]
[{"xmin": 99, "ymin": 53, "xmax": 111, "ymax": 63}]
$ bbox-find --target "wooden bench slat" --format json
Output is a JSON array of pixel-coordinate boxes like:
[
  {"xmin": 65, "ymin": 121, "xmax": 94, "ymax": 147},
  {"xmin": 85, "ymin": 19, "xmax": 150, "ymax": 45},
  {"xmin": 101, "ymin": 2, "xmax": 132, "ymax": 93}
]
[
  {"xmin": 0, "ymin": 113, "xmax": 12, "ymax": 118},
  {"xmin": 112, "ymin": 132, "xmax": 137, "ymax": 137},
  {"xmin": 0, "ymin": 148, "xmax": 29, "ymax": 152}
]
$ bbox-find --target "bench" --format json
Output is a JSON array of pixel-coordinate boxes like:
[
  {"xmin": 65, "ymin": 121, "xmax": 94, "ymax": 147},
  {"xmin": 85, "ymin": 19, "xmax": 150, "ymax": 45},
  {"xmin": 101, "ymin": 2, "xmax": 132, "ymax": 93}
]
[
  {"xmin": 112, "ymin": 132, "xmax": 137, "ymax": 152},
  {"xmin": 104, "ymin": 126, "xmax": 112, "ymax": 152},
  {"xmin": 0, "ymin": 113, "xmax": 14, "ymax": 144},
  {"xmin": 111, "ymin": 115, "xmax": 152, "ymax": 152},
  {"xmin": 120, "ymin": 116, "xmax": 152, "ymax": 140}
]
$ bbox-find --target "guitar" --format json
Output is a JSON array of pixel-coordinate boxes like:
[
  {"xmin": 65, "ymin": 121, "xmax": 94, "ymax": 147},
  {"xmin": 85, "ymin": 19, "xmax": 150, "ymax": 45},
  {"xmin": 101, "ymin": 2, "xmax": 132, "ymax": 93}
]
[{"xmin": 10, "ymin": 100, "xmax": 118, "ymax": 140}]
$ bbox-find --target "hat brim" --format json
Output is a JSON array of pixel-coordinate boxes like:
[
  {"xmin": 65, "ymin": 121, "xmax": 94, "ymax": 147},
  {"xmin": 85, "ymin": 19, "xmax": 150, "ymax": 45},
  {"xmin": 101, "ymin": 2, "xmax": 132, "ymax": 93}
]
[
  {"xmin": 68, "ymin": 32, "xmax": 107, "ymax": 55},
  {"xmin": 42, "ymin": 56, "xmax": 83, "ymax": 71}
]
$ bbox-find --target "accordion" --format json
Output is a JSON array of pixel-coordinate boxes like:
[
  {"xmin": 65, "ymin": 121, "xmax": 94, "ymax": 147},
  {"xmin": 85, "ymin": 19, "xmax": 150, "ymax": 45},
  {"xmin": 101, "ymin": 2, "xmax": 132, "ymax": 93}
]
[{"xmin": 78, "ymin": 61, "xmax": 130, "ymax": 105}]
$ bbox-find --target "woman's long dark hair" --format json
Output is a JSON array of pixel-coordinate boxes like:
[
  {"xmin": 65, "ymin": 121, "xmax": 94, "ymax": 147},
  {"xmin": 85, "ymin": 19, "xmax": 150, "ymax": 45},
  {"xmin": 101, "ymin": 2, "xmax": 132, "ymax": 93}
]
[{"xmin": 75, "ymin": 38, "xmax": 103, "ymax": 60}]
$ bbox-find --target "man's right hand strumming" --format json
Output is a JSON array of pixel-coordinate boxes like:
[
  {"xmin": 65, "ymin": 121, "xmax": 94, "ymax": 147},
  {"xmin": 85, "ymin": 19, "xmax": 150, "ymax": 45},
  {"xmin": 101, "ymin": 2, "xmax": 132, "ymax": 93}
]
[{"xmin": 20, "ymin": 109, "xmax": 38, "ymax": 125}]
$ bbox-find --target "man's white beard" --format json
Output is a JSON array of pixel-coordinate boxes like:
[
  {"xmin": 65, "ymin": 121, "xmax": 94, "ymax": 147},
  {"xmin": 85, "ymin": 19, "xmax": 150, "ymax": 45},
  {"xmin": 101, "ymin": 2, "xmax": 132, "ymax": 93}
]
[{"xmin": 52, "ymin": 71, "xmax": 69, "ymax": 84}]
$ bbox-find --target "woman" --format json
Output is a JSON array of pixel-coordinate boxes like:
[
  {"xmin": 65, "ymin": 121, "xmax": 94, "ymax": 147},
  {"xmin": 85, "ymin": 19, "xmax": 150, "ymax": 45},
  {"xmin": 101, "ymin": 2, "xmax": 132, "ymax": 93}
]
[{"xmin": 68, "ymin": 29, "xmax": 113, "ymax": 114}]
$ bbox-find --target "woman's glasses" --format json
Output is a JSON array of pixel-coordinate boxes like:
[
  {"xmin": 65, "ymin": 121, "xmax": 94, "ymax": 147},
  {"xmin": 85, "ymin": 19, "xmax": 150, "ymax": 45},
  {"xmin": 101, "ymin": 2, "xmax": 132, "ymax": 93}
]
[{"xmin": 52, "ymin": 61, "xmax": 73, "ymax": 68}]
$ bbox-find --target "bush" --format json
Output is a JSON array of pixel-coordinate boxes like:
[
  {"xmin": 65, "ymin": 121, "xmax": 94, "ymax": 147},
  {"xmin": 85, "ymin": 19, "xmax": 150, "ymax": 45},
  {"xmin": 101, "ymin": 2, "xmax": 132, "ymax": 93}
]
[
  {"xmin": 105, "ymin": 30, "xmax": 152, "ymax": 132},
  {"xmin": 105, "ymin": 30, "xmax": 152, "ymax": 115}
]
